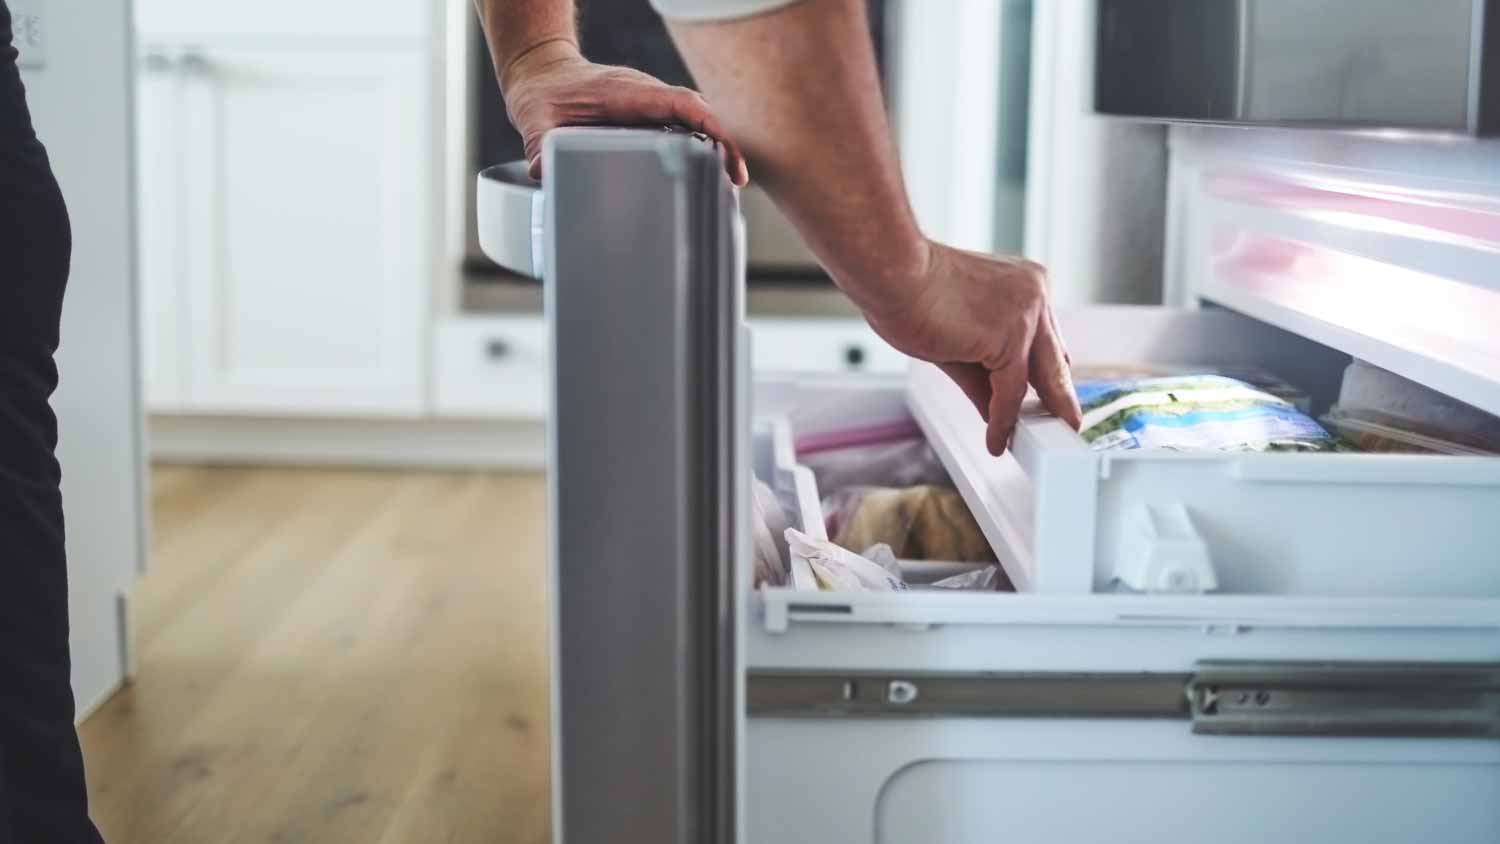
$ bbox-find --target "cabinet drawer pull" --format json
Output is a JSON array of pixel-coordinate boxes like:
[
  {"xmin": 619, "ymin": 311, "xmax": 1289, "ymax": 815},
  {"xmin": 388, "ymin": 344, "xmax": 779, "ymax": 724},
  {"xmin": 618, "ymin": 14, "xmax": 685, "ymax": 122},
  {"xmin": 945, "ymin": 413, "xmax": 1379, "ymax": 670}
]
[
  {"xmin": 843, "ymin": 344, "xmax": 866, "ymax": 369},
  {"xmin": 485, "ymin": 338, "xmax": 512, "ymax": 360}
]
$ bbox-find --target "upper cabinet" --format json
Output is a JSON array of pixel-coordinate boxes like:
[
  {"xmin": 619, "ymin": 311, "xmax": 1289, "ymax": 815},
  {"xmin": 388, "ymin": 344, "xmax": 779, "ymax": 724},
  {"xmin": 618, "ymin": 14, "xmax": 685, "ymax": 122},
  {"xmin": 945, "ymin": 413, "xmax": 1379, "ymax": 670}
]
[{"xmin": 137, "ymin": 44, "xmax": 433, "ymax": 416}]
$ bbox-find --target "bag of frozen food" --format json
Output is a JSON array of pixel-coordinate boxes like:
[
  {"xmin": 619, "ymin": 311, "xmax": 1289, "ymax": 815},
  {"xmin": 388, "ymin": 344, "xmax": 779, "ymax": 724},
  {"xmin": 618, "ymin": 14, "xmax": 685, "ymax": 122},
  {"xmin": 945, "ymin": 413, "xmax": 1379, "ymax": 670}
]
[
  {"xmin": 1071, "ymin": 364, "xmax": 1313, "ymax": 412},
  {"xmin": 929, "ymin": 564, "xmax": 1006, "ymax": 592},
  {"xmin": 1321, "ymin": 407, "xmax": 1498, "ymax": 456},
  {"xmin": 823, "ymin": 485, "xmax": 996, "ymax": 563},
  {"xmin": 1075, "ymin": 374, "xmax": 1337, "ymax": 452},
  {"xmin": 785, "ymin": 528, "xmax": 907, "ymax": 592},
  {"xmin": 795, "ymin": 418, "xmax": 953, "ymax": 494},
  {"xmin": 1334, "ymin": 360, "xmax": 1500, "ymax": 452}
]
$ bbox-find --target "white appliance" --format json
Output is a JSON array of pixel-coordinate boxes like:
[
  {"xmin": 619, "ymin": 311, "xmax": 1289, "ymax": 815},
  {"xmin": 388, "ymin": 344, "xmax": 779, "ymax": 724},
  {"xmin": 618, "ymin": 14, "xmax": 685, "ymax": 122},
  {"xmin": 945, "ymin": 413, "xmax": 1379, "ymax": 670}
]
[{"xmin": 479, "ymin": 124, "xmax": 1500, "ymax": 843}]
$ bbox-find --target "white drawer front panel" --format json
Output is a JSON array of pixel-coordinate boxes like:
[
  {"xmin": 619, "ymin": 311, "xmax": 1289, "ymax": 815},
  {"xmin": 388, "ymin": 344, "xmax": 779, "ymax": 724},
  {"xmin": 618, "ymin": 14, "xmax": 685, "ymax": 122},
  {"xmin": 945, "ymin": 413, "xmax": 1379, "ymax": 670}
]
[
  {"xmin": 750, "ymin": 319, "xmax": 908, "ymax": 375},
  {"xmin": 748, "ymin": 719, "xmax": 1500, "ymax": 844},
  {"xmin": 433, "ymin": 316, "xmax": 548, "ymax": 419}
]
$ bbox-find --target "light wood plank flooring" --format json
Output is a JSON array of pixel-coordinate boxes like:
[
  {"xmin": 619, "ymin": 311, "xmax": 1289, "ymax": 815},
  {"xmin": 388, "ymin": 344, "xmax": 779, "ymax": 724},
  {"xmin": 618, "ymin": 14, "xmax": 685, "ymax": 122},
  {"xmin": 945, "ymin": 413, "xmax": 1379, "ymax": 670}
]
[{"xmin": 78, "ymin": 466, "xmax": 551, "ymax": 844}]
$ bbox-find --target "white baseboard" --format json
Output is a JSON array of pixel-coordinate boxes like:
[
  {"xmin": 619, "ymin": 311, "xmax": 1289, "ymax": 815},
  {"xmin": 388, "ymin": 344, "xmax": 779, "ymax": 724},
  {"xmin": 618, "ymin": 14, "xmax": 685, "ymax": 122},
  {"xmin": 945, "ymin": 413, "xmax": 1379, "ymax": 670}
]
[{"xmin": 148, "ymin": 414, "xmax": 547, "ymax": 470}]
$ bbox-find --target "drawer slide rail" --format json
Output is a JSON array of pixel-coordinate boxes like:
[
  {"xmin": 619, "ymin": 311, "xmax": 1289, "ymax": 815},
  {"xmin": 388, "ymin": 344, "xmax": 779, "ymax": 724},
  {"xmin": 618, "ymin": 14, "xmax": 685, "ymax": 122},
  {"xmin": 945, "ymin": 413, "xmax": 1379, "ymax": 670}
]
[{"xmin": 749, "ymin": 661, "xmax": 1500, "ymax": 738}]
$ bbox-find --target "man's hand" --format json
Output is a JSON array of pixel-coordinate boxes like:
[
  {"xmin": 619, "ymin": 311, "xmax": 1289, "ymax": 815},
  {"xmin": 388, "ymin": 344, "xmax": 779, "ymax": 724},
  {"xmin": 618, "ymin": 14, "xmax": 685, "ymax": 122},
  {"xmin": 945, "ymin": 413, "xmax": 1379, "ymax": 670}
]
[
  {"xmin": 502, "ymin": 40, "xmax": 748, "ymax": 187},
  {"xmin": 864, "ymin": 242, "xmax": 1084, "ymax": 456}
]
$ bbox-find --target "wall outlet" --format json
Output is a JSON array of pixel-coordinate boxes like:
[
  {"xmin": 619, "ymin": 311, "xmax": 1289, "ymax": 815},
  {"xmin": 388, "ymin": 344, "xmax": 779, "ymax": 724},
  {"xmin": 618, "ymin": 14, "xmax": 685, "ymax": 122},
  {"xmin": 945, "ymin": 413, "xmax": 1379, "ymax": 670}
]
[{"xmin": 10, "ymin": 0, "xmax": 46, "ymax": 71}]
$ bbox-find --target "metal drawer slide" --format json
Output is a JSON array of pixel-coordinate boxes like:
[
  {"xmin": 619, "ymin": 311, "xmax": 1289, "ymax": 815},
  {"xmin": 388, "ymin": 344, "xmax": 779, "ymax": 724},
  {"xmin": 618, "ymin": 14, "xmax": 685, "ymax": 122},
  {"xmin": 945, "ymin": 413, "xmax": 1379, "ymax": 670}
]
[{"xmin": 749, "ymin": 661, "xmax": 1500, "ymax": 738}]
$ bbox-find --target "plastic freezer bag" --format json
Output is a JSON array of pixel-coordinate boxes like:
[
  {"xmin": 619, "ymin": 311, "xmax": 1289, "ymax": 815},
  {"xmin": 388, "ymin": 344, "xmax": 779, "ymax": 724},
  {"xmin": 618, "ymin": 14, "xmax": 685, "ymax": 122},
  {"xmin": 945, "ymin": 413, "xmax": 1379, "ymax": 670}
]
[
  {"xmin": 1075, "ymin": 374, "xmax": 1337, "ymax": 453},
  {"xmin": 785, "ymin": 529, "xmax": 907, "ymax": 592}
]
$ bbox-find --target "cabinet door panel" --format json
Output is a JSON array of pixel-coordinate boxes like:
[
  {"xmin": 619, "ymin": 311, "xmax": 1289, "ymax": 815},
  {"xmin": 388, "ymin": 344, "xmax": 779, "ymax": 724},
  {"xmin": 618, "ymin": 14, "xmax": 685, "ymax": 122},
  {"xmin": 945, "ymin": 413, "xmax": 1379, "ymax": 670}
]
[
  {"xmin": 180, "ymin": 48, "xmax": 428, "ymax": 415},
  {"xmin": 136, "ymin": 49, "xmax": 188, "ymax": 409}
]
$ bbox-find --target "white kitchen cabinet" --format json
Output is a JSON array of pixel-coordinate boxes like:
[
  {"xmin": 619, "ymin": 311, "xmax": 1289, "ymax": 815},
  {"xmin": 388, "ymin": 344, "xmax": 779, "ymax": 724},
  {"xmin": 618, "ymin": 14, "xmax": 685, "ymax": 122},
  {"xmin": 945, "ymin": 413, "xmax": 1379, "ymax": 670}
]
[
  {"xmin": 137, "ymin": 45, "xmax": 431, "ymax": 416},
  {"xmin": 748, "ymin": 318, "xmax": 908, "ymax": 375},
  {"xmin": 426, "ymin": 312, "xmax": 905, "ymax": 423},
  {"xmin": 135, "ymin": 49, "xmax": 188, "ymax": 410},
  {"xmin": 432, "ymin": 315, "xmax": 550, "ymax": 419}
]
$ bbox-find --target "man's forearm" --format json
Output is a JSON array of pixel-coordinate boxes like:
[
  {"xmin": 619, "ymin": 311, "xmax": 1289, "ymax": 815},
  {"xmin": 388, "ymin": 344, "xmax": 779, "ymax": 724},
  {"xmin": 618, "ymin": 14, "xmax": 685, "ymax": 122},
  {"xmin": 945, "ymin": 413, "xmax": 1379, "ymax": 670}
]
[
  {"xmin": 474, "ymin": 0, "xmax": 579, "ymax": 92},
  {"xmin": 665, "ymin": 0, "xmax": 929, "ymax": 317}
]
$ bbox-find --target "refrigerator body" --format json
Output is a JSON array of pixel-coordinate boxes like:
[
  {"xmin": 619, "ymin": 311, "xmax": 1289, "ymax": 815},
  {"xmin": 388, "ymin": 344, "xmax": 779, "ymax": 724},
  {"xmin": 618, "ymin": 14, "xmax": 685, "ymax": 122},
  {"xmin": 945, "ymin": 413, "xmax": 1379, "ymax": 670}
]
[{"xmin": 478, "ymin": 127, "xmax": 1500, "ymax": 844}]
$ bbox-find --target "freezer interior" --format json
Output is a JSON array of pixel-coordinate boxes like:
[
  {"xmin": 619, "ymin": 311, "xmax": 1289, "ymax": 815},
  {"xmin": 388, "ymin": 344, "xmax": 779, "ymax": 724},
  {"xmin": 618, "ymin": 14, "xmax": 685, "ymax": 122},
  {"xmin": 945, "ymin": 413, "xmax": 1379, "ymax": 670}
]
[{"xmin": 755, "ymin": 306, "xmax": 1500, "ymax": 605}]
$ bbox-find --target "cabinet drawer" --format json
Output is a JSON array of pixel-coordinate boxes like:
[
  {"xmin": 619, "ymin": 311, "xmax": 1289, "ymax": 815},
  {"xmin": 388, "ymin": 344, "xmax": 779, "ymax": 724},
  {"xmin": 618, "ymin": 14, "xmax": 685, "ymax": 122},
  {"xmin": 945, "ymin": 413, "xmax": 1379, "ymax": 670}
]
[
  {"xmin": 750, "ymin": 319, "xmax": 908, "ymax": 375},
  {"xmin": 432, "ymin": 316, "xmax": 548, "ymax": 419}
]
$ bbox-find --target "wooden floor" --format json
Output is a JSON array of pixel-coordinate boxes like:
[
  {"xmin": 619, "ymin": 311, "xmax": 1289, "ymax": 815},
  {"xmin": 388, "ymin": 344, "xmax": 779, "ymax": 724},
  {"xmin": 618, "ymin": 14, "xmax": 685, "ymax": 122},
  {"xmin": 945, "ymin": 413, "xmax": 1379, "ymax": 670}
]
[{"xmin": 78, "ymin": 466, "xmax": 552, "ymax": 844}]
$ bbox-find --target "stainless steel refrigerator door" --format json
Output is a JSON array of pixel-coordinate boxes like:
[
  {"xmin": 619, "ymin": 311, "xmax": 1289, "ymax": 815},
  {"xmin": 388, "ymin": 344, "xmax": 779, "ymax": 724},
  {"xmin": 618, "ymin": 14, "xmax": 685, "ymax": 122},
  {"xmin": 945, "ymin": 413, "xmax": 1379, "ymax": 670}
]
[{"xmin": 540, "ymin": 128, "xmax": 743, "ymax": 844}]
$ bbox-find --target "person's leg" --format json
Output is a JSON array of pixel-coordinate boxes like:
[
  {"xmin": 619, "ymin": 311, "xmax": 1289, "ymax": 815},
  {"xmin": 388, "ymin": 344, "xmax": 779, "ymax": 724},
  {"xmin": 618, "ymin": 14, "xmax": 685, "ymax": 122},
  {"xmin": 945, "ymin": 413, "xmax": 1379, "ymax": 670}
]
[{"xmin": 0, "ymin": 4, "xmax": 105, "ymax": 842}]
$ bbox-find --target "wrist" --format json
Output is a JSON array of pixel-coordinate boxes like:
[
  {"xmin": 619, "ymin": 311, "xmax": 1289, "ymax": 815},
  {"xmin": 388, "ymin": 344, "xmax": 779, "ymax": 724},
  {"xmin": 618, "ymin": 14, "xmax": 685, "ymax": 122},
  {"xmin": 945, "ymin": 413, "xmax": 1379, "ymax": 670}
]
[
  {"xmin": 839, "ymin": 235, "xmax": 937, "ymax": 322},
  {"xmin": 499, "ymin": 37, "xmax": 582, "ymax": 94}
]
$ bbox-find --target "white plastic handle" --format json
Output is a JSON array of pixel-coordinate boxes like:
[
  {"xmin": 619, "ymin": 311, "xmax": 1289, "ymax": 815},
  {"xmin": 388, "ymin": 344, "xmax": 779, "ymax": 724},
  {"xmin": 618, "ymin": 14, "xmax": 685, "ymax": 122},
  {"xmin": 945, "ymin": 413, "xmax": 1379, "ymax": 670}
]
[{"xmin": 476, "ymin": 162, "xmax": 546, "ymax": 280}]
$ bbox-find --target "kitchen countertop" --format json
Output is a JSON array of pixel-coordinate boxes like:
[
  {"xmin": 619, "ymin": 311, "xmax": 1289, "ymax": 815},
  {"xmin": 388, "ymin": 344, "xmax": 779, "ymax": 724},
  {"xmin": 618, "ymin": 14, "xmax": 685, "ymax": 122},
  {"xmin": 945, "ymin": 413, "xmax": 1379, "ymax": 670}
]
[{"xmin": 461, "ymin": 273, "xmax": 865, "ymax": 319}]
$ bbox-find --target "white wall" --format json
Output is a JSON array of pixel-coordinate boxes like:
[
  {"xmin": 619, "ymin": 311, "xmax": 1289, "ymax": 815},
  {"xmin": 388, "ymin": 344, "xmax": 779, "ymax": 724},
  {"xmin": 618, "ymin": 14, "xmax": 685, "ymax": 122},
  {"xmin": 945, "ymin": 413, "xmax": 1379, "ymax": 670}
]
[
  {"xmin": 891, "ymin": 0, "xmax": 1001, "ymax": 254},
  {"xmin": 891, "ymin": 0, "xmax": 1168, "ymax": 304},
  {"xmin": 18, "ymin": 0, "xmax": 145, "ymax": 719},
  {"xmin": 1025, "ymin": 0, "xmax": 1167, "ymax": 306}
]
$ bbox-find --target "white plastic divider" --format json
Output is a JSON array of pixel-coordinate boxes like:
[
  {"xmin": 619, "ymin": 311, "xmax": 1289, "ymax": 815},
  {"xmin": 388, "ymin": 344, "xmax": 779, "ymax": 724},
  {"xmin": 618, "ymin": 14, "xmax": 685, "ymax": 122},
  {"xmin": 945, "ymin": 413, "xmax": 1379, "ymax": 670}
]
[
  {"xmin": 1008, "ymin": 411, "xmax": 1098, "ymax": 593},
  {"xmin": 767, "ymin": 418, "xmax": 822, "ymax": 592},
  {"xmin": 907, "ymin": 363, "xmax": 1040, "ymax": 592}
]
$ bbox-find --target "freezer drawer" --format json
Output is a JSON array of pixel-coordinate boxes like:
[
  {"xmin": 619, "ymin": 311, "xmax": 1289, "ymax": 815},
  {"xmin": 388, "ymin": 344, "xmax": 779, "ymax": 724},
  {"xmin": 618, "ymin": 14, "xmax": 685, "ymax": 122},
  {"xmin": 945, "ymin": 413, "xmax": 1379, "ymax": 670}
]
[
  {"xmin": 907, "ymin": 306, "xmax": 1500, "ymax": 598},
  {"xmin": 748, "ymin": 718, "xmax": 1500, "ymax": 843},
  {"xmin": 750, "ymin": 359, "xmax": 1500, "ymax": 844}
]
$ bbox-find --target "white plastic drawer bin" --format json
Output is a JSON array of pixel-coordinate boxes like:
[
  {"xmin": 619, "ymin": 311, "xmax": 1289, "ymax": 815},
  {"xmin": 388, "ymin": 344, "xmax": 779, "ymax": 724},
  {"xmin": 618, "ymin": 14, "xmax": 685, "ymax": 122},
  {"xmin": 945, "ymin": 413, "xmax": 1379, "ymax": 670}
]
[{"xmin": 908, "ymin": 306, "xmax": 1500, "ymax": 598}]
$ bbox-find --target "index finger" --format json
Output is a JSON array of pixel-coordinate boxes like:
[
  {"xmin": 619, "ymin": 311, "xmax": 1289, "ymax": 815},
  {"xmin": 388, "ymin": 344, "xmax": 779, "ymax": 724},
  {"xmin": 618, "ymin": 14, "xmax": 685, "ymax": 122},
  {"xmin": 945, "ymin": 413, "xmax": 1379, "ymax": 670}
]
[
  {"xmin": 628, "ymin": 87, "xmax": 749, "ymax": 187},
  {"xmin": 1028, "ymin": 317, "xmax": 1083, "ymax": 430}
]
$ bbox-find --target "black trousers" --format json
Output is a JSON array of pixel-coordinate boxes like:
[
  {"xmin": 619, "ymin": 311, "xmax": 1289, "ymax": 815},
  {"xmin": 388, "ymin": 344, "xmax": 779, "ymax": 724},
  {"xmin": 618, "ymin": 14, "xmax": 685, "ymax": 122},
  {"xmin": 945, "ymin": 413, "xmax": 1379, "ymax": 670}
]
[{"xmin": 0, "ymin": 3, "xmax": 103, "ymax": 842}]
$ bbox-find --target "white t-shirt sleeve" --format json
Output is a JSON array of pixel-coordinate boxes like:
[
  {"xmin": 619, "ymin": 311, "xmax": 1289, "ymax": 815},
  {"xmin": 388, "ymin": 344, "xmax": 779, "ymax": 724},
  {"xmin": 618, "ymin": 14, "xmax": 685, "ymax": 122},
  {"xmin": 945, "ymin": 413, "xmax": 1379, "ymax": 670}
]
[{"xmin": 650, "ymin": 0, "xmax": 803, "ymax": 22}]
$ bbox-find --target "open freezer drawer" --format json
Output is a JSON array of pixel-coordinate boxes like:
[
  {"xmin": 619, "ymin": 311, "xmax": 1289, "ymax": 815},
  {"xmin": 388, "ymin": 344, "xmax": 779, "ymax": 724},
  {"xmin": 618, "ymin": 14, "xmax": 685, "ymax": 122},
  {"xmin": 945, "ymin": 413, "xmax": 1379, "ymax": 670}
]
[{"xmin": 750, "ymin": 355, "xmax": 1500, "ymax": 844}]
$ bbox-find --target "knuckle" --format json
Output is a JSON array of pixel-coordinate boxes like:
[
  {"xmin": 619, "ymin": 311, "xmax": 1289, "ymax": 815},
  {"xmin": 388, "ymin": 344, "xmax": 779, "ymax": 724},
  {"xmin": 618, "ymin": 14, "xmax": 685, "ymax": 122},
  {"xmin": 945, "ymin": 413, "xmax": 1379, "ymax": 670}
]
[{"xmin": 1017, "ymin": 262, "xmax": 1049, "ymax": 297}]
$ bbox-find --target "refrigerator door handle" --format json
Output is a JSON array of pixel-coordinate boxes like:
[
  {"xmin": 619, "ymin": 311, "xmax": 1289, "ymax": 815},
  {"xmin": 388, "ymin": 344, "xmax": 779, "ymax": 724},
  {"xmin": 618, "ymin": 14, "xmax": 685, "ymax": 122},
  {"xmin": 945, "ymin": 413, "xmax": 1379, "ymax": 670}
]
[{"xmin": 477, "ymin": 162, "xmax": 545, "ymax": 280}]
